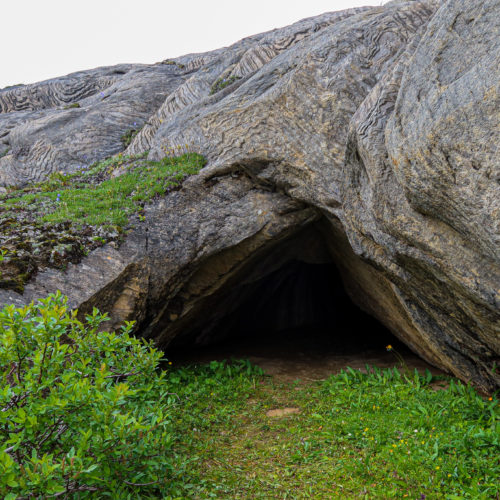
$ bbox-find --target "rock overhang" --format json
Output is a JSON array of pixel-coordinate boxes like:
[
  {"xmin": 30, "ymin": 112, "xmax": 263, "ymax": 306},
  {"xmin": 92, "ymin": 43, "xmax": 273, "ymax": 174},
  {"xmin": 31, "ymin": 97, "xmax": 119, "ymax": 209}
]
[{"xmin": 0, "ymin": 0, "xmax": 498, "ymax": 392}]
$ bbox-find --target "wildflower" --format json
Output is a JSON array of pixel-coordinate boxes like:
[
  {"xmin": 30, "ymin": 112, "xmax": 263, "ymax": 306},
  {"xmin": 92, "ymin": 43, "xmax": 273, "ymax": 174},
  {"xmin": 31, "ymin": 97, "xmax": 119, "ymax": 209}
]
[
  {"xmin": 168, "ymin": 361, "xmax": 172, "ymax": 365},
  {"xmin": 436, "ymin": 466, "xmax": 440, "ymax": 470},
  {"xmin": 488, "ymin": 397, "xmax": 493, "ymax": 401},
  {"xmin": 386, "ymin": 345, "xmax": 393, "ymax": 351}
]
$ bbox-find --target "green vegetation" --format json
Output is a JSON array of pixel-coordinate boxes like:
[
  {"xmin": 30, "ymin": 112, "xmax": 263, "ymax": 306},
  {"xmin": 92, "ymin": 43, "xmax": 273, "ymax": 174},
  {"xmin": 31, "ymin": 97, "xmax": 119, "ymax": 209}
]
[
  {"xmin": 0, "ymin": 293, "xmax": 174, "ymax": 498},
  {"xmin": 63, "ymin": 102, "xmax": 80, "ymax": 109},
  {"xmin": 40, "ymin": 153, "xmax": 203, "ymax": 226},
  {"xmin": 0, "ymin": 152, "xmax": 205, "ymax": 291},
  {"xmin": 120, "ymin": 127, "xmax": 140, "ymax": 148},
  {"xmin": 1, "ymin": 294, "xmax": 498, "ymax": 498},
  {"xmin": 0, "ymin": 148, "xmax": 9, "ymax": 159},
  {"xmin": 161, "ymin": 60, "xmax": 186, "ymax": 69},
  {"xmin": 1, "ymin": 152, "xmax": 205, "ymax": 229},
  {"xmin": 167, "ymin": 365, "xmax": 499, "ymax": 499},
  {"xmin": 210, "ymin": 75, "xmax": 242, "ymax": 95}
]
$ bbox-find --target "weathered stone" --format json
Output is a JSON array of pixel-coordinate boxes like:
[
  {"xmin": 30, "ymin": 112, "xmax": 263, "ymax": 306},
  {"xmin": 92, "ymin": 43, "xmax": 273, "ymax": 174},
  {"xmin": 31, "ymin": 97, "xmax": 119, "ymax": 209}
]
[{"xmin": 0, "ymin": 0, "xmax": 498, "ymax": 392}]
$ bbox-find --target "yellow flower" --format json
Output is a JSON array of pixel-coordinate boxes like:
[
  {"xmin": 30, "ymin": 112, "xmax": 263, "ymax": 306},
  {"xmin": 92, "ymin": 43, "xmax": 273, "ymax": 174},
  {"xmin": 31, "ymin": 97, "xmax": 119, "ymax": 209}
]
[
  {"xmin": 436, "ymin": 466, "xmax": 440, "ymax": 470},
  {"xmin": 386, "ymin": 345, "xmax": 393, "ymax": 351}
]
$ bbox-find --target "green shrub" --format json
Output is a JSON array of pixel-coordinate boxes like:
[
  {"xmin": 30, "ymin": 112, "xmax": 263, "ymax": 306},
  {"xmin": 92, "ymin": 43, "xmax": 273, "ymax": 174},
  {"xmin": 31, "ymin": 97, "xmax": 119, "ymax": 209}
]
[{"xmin": 0, "ymin": 292, "xmax": 175, "ymax": 498}]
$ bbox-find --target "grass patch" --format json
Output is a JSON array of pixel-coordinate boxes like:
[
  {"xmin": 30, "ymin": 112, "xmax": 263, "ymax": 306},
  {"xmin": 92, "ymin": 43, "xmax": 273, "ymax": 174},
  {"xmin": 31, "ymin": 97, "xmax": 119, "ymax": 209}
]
[
  {"xmin": 210, "ymin": 75, "xmax": 242, "ymax": 95},
  {"xmin": 161, "ymin": 59, "xmax": 186, "ymax": 69},
  {"xmin": 1, "ymin": 152, "xmax": 205, "ymax": 229},
  {"xmin": 161, "ymin": 363, "xmax": 499, "ymax": 499},
  {"xmin": 0, "ymin": 152, "xmax": 205, "ymax": 291}
]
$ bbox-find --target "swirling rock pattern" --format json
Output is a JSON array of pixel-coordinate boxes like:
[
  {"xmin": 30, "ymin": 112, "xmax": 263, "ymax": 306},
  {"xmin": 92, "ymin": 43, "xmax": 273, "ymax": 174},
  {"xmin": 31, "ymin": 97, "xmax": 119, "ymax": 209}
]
[{"xmin": 1, "ymin": 0, "xmax": 498, "ymax": 391}]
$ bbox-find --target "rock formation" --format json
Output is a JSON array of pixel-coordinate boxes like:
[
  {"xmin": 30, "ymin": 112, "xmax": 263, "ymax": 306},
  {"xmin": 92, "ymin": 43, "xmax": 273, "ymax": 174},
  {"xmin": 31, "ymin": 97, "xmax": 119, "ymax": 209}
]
[{"xmin": 0, "ymin": 0, "xmax": 498, "ymax": 391}]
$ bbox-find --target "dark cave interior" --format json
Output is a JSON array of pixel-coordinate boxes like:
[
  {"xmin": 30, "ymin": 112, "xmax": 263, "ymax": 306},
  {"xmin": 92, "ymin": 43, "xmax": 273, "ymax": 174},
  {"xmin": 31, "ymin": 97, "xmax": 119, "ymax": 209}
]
[{"xmin": 168, "ymin": 258, "xmax": 410, "ymax": 363}]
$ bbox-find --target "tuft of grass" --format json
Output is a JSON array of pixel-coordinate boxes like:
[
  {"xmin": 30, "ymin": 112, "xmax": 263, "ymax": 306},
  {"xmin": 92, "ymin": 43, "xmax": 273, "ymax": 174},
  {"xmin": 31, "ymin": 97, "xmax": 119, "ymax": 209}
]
[
  {"xmin": 161, "ymin": 363, "xmax": 499, "ymax": 499},
  {"xmin": 210, "ymin": 75, "xmax": 242, "ymax": 95},
  {"xmin": 63, "ymin": 102, "xmax": 80, "ymax": 109},
  {"xmin": 161, "ymin": 59, "xmax": 186, "ymax": 69}
]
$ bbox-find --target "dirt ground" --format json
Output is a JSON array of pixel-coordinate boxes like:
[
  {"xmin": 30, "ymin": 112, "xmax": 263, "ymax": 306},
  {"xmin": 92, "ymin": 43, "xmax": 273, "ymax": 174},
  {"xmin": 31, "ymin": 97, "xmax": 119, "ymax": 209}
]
[{"xmin": 170, "ymin": 328, "xmax": 447, "ymax": 383}]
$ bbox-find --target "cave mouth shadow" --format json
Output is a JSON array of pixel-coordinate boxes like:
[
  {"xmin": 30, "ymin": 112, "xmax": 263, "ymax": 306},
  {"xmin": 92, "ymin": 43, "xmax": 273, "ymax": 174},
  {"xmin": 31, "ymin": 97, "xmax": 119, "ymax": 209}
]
[{"xmin": 168, "ymin": 259, "xmax": 412, "ymax": 366}]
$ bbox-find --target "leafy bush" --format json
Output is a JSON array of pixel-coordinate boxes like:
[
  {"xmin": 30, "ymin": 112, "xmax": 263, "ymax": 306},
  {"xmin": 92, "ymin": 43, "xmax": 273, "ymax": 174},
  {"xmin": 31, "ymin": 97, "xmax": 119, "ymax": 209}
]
[{"xmin": 0, "ymin": 292, "xmax": 175, "ymax": 498}]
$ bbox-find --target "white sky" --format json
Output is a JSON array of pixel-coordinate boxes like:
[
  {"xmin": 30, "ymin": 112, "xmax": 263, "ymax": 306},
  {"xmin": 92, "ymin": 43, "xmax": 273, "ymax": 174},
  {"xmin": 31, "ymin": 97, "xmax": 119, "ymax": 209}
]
[{"xmin": 0, "ymin": 0, "xmax": 388, "ymax": 89}]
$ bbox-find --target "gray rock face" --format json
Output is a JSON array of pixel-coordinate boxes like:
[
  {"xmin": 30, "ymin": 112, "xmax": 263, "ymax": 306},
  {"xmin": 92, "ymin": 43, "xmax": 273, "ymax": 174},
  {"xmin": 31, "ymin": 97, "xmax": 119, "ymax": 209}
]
[{"xmin": 1, "ymin": 0, "xmax": 498, "ymax": 391}]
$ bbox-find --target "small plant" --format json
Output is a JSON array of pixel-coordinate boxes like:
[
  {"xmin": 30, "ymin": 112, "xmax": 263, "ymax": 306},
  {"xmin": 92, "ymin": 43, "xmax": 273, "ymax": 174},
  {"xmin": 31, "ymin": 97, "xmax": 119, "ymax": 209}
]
[
  {"xmin": 161, "ymin": 60, "xmax": 185, "ymax": 69},
  {"xmin": 209, "ymin": 75, "xmax": 241, "ymax": 95},
  {"xmin": 386, "ymin": 344, "xmax": 411, "ymax": 375},
  {"xmin": 120, "ymin": 128, "xmax": 139, "ymax": 148},
  {"xmin": 63, "ymin": 102, "xmax": 81, "ymax": 109},
  {"xmin": 0, "ymin": 292, "xmax": 176, "ymax": 498},
  {"xmin": 0, "ymin": 148, "xmax": 9, "ymax": 159}
]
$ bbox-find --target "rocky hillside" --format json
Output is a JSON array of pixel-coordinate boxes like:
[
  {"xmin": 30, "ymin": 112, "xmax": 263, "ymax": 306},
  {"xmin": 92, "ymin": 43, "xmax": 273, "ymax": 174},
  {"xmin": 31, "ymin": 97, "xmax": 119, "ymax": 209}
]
[{"xmin": 1, "ymin": 0, "xmax": 498, "ymax": 392}]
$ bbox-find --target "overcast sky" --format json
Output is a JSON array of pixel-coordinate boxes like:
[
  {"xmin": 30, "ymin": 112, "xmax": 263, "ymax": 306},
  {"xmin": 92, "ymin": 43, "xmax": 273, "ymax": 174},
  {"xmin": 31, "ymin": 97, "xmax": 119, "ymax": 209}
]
[{"xmin": 1, "ymin": 0, "xmax": 388, "ymax": 89}]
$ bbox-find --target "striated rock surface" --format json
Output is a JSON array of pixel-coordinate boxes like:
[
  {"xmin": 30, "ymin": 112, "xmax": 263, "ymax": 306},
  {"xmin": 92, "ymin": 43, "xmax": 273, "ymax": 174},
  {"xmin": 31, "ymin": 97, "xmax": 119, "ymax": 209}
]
[{"xmin": 0, "ymin": 0, "xmax": 498, "ymax": 391}]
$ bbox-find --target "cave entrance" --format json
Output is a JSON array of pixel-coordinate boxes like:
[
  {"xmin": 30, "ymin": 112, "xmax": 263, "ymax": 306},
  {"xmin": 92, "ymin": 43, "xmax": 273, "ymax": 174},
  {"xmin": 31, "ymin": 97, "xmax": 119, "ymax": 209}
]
[{"xmin": 166, "ymin": 223, "xmax": 437, "ymax": 379}]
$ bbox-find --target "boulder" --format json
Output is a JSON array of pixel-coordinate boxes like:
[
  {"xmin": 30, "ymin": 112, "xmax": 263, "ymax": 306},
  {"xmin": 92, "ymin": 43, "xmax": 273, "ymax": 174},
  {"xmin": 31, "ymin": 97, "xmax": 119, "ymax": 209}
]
[{"xmin": 0, "ymin": 0, "xmax": 498, "ymax": 391}]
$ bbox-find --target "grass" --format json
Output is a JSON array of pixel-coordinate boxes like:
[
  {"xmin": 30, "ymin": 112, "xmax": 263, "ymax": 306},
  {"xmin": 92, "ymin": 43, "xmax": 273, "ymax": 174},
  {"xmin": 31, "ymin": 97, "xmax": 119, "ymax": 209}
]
[
  {"xmin": 210, "ymin": 75, "xmax": 242, "ymax": 95},
  {"xmin": 160, "ymin": 361, "xmax": 499, "ymax": 499},
  {"xmin": 0, "ymin": 152, "xmax": 205, "ymax": 291},
  {"xmin": 1, "ymin": 152, "xmax": 205, "ymax": 228}
]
